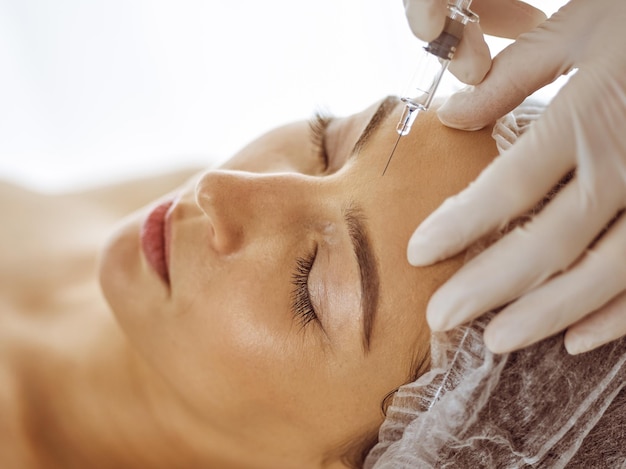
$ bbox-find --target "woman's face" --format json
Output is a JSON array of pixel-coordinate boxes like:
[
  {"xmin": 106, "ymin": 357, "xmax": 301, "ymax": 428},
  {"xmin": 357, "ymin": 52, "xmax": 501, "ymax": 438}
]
[{"xmin": 100, "ymin": 96, "xmax": 496, "ymax": 466}]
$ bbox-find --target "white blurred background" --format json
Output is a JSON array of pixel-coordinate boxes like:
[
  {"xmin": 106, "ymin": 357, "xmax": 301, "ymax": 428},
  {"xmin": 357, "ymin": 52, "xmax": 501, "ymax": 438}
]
[{"xmin": 0, "ymin": 0, "xmax": 567, "ymax": 192}]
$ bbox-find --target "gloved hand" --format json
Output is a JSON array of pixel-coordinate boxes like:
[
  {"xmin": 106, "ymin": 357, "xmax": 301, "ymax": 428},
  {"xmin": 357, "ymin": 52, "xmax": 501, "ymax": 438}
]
[
  {"xmin": 407, "ymin": 0, "xmax": 626, "ymax": 355},
  {"xmin": 403, "ymin": 0, "xmax": 547, "ymax": 84}
]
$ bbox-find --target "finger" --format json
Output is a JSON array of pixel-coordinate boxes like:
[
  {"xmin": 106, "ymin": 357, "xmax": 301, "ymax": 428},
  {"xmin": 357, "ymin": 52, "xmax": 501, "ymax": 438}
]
[
  {"xmin": 437, "ymin": 17, "xmax": 575, "ymax": 130},
  {"xmin": 565, "ymin": 289, "xmax": 626, "ymax": 355},
  {"xmin": 443, "ymin": 0, "xmax": 546, "ymax": 85},
  {"xmin": 484, "ymin": 212, "xmax": 626, "ymax": 353},
  {"xmin": 448, "ymin": 22, "xmax": 492, "ymax": 85},
  {"xmin": 472, "ymin": 0, "xmax": 547, "ymax": 39},
  {"xmin": 408, "ymin": 93, "xmax": 578, "ymax": 267},
  {"xmin": 425, "ymin": 176, "xmax": 622, "ymax": 332},
  {"xmin": 406, "ymin": 0, "xmax": 545, "ymax": 85},
  {"xmin": 404, "ymin": 0, "xmax": 447, "ymax": 42},
  {"xmin": 408, "ymin": 68, "xmax": 601, "ymax": 266}
]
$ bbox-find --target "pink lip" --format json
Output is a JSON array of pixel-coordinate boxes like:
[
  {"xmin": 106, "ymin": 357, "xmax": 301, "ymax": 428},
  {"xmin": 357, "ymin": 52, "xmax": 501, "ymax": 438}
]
[{"xmin": 141, "ymin": 200, "xmax": 175, "ymax": 286}]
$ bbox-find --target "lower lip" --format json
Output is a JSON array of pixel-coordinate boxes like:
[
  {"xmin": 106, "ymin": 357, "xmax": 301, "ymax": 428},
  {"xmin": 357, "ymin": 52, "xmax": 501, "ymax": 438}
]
[{"xmin": 141, "ymin": 200, "xmax": 174, "ymax": 286}]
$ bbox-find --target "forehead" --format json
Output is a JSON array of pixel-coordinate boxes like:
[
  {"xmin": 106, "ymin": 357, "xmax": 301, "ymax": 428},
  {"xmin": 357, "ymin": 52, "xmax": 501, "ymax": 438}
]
[{"xmin": 333, "ymin": 100, "xmax": 498, "ymax": 349}]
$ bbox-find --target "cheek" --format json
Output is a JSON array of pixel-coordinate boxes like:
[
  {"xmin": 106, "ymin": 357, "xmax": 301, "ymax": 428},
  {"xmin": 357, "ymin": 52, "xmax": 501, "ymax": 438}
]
[
  {"xmin": 147, "ymin": 268, "xmax": 312, "ymax": 409},
  {"xmin": 100, "ymin": 219, "xmax": 300, "ymax": 413}
]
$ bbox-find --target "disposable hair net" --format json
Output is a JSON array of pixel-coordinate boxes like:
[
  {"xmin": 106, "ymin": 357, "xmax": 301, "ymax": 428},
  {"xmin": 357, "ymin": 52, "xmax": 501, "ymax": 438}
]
[{"xmin": 364, "ymin": 102, "xmax": 626, "ymax": 468}]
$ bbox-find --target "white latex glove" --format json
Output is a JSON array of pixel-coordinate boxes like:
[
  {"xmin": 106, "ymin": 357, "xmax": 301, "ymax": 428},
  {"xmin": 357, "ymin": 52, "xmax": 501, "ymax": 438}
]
[
  {"xmin": 407, "ymin": 0, "xmax": 626, "ymax": 355},
  {"xmin": 403, "ymin": 0, "xmax": 547, "ymax": 84}
]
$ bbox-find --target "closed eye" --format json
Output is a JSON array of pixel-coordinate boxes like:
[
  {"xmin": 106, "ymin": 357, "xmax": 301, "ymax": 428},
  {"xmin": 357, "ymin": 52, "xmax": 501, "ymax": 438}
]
[
  {"xmin": 308, "ymin": 111, "xmax": 333, "ymax": 172},
  {"xmin": 290, "ymin": 245, "xmax": 319, "ymax": 329}
]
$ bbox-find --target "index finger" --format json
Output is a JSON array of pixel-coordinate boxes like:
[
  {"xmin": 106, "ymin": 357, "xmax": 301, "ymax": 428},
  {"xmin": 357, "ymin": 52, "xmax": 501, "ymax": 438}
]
[{"xmin": 407, "ymin": 85, "xmax": 578, "ymax": 266}]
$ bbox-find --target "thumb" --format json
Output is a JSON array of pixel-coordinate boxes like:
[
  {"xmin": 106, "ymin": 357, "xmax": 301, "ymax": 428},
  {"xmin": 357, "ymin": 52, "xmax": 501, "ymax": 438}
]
[
  {"xmin": 403, "ymin": 0, "xmax": 448, "ymax": 42},
  {"xmin": 437, "ymin": 19, "xmax": 574, "ymax": 130}
]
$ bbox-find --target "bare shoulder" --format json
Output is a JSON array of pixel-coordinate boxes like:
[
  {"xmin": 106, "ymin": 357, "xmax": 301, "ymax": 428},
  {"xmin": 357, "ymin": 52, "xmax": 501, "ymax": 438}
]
[
  {"xmin": 0, "ymin": 180, "xmax": 102, "ymax": 256},
  {"xmin": 0, "ymin": 332, "xmax": 34, "ymax": 468},
  {"xmin": 0, "ymin": 168, "xmax": 201, "ymax": 308},
  {"xmin": 66, "ymin": 167, "xmax": 202, "ymax": 217},
  {"xmin": 0, "ymin": 179, "xmax": 46, "ymax": 209},
  {"xmin": 0, "ymin": 166, "xmax": 201, "ymax": 218},
  {"xmin": 0, "ymin": 167, "xmax": 201, "ymax": 250}
]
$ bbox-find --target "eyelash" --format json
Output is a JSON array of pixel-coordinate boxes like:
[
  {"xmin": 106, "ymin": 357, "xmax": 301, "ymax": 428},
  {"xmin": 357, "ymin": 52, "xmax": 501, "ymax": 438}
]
[
  {"xmin": 309, "ymin": 112, "xmax": 332, "ymax": 170},
  {"xmin": 290, "ymin": 112, "xmax": 330, "ymax": 330},
  {"xmin": 290, "ymin": 245, "xmax": 319, "ymax": 328}
]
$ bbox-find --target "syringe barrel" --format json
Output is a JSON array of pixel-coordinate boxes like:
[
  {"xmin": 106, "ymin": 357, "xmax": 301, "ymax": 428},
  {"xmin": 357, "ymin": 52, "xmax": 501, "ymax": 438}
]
[
  {"xmin": 401, "ymin": 3, "xmax": 477, "ymax": 112},
  {"xmin": 427, "ymin": 1, "xmax": 476, "ymax": 58},
  {"xmin": 425, "ymin": 15, "xmax": 465, "ymax": 60},
  {"xmin": 401, "ymin": 49, "xmax": 451, "ymax": 113}
]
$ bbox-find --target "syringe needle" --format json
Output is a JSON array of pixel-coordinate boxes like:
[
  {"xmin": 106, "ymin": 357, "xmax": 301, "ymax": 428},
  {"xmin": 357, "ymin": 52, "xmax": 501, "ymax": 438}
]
[
  {"xmin": 382, "ymin": 0, "xmax": 477, "ymax": 176},
  {"xmin": 382, "ymin": 131, "xmax": 402, "ymax": 176},
  {"xmin": 382, "ymin": 103, "xmax": 417, "ymax": 176}
]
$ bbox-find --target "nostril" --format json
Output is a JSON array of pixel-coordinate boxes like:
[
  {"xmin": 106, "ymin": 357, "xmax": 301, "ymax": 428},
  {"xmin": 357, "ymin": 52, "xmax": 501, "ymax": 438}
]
[
  {"xmin": 195, "ymin": 174, "xmax": 214, "ymax": 209},
  {"xmin": 195, "ymin": 182, "xmax": 245, "ymax": 256},
  {"xmin": 195, "ymin": 190, "xmax": 213, "ymax": 215},
  {"xmin": 210, "ymin": 221, "xmax": 244, "ymax": 255}
]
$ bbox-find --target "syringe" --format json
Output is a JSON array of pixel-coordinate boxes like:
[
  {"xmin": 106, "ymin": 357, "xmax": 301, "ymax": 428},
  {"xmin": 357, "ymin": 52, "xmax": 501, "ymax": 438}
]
[{"xmin": 382, "ymin": 0, "xmax": 478, "ymax": 175}]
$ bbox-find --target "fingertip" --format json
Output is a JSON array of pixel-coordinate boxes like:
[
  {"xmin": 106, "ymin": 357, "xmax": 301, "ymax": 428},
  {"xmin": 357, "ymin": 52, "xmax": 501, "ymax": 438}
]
[
  {"xmin": 407, "ymin": 247, "xmax": 423, "ymax": 267},
  {"xmin": 483, "ymin": 326, "xmax": 513, "ymax": 354},
  {"xmin": 426, "ymin": 308, "xmax": 449, "ymax": 332},
  {"xmin": 484, "ymin": 314, "xmax": 528, "ymax": 354},
  {"xmin": 564, "ymin": 330, "xmax": 597, "ymax": 355},
  {"xmin": 563, "ymin": 291, "xmax": 626, "ymax": 356},
  {"xmin": 407, "ymin": 233, "xmax": 435, "ymax": 266},
  {"xmin": 404, "ymin": 0, "xmax": 447, "ymax": 42},
  {"xmin": 437, "ymin": 89, "xmax": 492, "ymax": 130},
  {"xmin": 425, "ymin": 290, "xmax": 450, "ymax": 332},
  {"xmin": 564, "ymin": 340, "xmax": 585, "ymax": 355},
  {"xmin": 407, "ymin": 215, "xmax": 445, "ymax": 266},
  {"xmin": 426, "ymin": 283, "xmax": 470, "ymax": 333}
]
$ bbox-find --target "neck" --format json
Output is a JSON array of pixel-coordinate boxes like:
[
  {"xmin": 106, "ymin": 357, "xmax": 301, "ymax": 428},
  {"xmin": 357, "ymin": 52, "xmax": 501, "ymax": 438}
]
[{"xmin": 17, "ymin": 313, "xmax": 221, "ymax": 469}]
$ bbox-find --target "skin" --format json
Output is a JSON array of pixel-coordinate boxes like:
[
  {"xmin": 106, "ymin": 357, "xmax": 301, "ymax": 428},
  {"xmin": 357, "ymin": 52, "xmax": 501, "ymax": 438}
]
[{"xmin": 0, "ymin": 97, "xmax": 497, "ymax": 468}]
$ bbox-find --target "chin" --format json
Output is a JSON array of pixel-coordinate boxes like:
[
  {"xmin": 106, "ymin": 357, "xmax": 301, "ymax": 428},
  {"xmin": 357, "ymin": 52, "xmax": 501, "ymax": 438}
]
[{"xmin": 98, "ymin": 214, "xmax": 157, "ymax": 326}]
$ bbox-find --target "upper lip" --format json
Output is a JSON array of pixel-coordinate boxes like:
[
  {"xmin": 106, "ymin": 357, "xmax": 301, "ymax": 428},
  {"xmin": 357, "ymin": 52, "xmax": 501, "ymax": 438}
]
[
  {"xmin": 163, "ymin": 196, "xmax": 180, "ymax": 286},
  {"xmin": 140, "ymin": 196, "xmax": 179, "ymax": 289}
]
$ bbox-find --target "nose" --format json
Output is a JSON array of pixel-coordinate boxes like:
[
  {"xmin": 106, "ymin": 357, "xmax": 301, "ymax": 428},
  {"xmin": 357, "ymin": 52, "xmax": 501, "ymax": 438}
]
[{"xmin": 194, "ymin": 170, "xmax": 315, "ymax": 255}]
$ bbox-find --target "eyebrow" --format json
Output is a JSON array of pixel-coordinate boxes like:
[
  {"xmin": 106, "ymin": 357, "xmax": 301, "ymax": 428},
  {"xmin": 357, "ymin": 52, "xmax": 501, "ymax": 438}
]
[
  {"xmin": 337, "ymin": 96, "xmax": 397, "ymax": 353},
  {"xmin": 344, "ymin": 205, "xmax": 380, "ymax": 353},
  {"xmin": 351, "ymin": 95, "xmax": 400, "ymax": 156}
]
